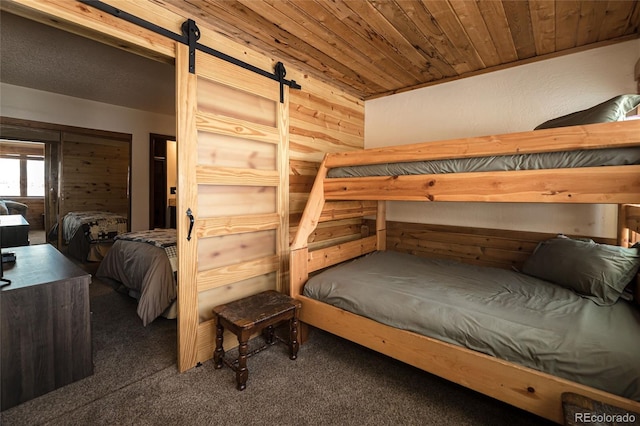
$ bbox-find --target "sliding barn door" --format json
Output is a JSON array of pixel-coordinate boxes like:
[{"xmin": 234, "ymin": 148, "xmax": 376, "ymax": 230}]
[{"xmin": 176, "ymin": 45, "xmax": 289, "ymax": 371}]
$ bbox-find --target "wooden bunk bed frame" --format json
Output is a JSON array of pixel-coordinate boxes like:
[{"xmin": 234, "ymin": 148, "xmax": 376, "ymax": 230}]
[{"xmin": 289, "ymin": 120, "xmax": 640, "ymax": 424}]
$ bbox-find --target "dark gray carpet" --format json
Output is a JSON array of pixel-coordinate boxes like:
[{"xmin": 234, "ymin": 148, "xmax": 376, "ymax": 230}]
[{"xmin": 1, "ymin": 274, "xmax": 553, "ymax": 426}]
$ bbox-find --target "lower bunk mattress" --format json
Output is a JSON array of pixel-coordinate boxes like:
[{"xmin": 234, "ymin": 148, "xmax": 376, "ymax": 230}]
[{"xmin": 302, "ymin": 250, "xmax": 640, "ymax": 401}]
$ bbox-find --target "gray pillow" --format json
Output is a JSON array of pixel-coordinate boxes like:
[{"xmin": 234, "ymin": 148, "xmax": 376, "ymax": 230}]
[
  {"xmin": 522, "ymin": 235, "xmax": 640, "ymax": 305},
  {"xmin": 0, "ymin": 201, "xmax": 7, "ymax": 215},
  {"xmin": 534, "ymin": 94, "xmax": 640, "ymax": 130}
]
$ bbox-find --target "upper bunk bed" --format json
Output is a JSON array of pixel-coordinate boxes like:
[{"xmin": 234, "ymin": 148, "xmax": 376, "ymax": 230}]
[
  {"xmin": 289, "ymin": 96, "xmax": 640, "ymax": 424},
  {"xmin": 317, "ymin": 94, "xmax": 640, "ymax": 205},
  {"xmin": 320, "ymin": 119, "xmax": 640, "ymax": 204}
]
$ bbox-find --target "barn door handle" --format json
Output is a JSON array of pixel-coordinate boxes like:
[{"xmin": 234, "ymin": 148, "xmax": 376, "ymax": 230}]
[{"xmin": 186, "ymin": 208, "xmax": 194, "ymax": 241}]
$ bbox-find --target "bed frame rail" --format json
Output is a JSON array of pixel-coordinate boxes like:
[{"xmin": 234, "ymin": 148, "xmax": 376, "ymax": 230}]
[
  {"xmin": 308, "ymin": 235, "xmax": 377, "ymax": 273},
  {"xmin": 324, "ymin": 165, "xmax": 640, "ymax": 203},
  {"xmin": 297, "ymin": 295, "xmax": 640, "ymax": 424}
]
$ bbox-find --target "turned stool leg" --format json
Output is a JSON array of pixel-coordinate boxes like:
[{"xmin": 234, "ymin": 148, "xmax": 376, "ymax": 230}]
[
  {"xmin": 262, "ymin": 325, "xmax": 275, "ymax": 345},
  {"xmin": 289, "ymin": 314, "xmax": 299, "ymax": 360},
  {"xmin": 236, "ymin": 332, "xmax": 249, "ymax": 391},
  {"xmin": 213, "ymin": 318, "xmax": 224, "ymax": 369}
]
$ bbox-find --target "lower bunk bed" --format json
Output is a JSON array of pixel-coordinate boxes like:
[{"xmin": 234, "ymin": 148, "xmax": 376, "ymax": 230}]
[
  {"xmin": 289, "ymin": 117, "xmax": 640, "ymax": 423},
  {"xmin": 96, "ymin": 228, "xmax": 177, "ymax": 326},
  {"xmin": 292, "ymin": 241, "xmax": 640, "ymax": 423}
]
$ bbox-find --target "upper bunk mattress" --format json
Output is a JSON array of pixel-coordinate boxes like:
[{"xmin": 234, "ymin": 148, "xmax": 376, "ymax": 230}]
[
  {"xmin": 303, "ymin": 250, "xmax": 640, "ymax": 401},
  {"xmin": 326, "ymin": 147, "xmax": 640, "ymax": 178}
]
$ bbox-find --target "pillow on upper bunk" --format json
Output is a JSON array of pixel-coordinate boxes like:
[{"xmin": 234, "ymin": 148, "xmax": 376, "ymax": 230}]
[
  {"xmin": 534, "ymin": 94, "xmax": 640, "ymax": 130},
  {"xmin": 522, "ymin": 235, "xmax": 640, "ymax": 305}
]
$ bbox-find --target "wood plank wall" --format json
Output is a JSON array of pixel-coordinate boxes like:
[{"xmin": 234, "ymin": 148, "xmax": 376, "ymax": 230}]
[
  {"xmin": 376, "ymin": 220, "xmax": 617, "ymax": 271},
  {"xmin": 60, "ymin": 134, "xmax": 130, "ymax": 217},
  {"xmin": 289, "ymin": 86, "xmax": 365, "ymax": 256}
]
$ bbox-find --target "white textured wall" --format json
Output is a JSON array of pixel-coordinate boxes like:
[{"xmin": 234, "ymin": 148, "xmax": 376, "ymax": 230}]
[
  {"xmin": 0, "ymin": 83, "xmax": 176, "ymax": 231},
  {"xmin": 365, "ymin": 39, "xmax": 640, "ymax": 238}
]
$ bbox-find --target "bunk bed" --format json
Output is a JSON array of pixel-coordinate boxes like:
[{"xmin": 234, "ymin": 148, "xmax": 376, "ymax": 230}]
[
  {"xmin": 289, "ymin": 118, "xmax": 640, "ymax": 424},
  {"xmin": 96, "ymin": 228, "xmax": 177, "ymax": 326}
]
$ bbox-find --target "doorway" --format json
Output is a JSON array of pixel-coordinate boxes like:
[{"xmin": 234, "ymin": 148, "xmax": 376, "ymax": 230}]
[
  {"xmin": 0, "ymin": 117, "xmax": 132, "ymax": 248},
  {"xmin": 0, "ymin": 139, "xmax": 48, "ymax": 245},
  {"xmin": 149, "ymin": 134, "xmax": 177, "ymax": 230}
]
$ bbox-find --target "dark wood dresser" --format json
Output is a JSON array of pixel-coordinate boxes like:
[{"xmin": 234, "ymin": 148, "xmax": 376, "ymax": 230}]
[
  {"xmin": 1, "ymin": 244, "xmax": 93, "ymax": 410},
  {"xmin": 0, "ymin": 214, "xmax": 29, "ymax": 248}
]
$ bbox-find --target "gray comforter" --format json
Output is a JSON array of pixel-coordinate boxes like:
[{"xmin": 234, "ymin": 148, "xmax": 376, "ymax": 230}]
[
  {"xmin": 303, "ymin": 250, "xmax": 640, "ymax": 401},
  {"xmin": 97, "ymin": 239, "xmax": 176, "ymax": 326}
]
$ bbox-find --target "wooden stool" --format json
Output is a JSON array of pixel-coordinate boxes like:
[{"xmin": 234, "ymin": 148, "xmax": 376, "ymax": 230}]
[{"xmin": 212, "ymin": 290, "xmax": 302, "ymax": 390}]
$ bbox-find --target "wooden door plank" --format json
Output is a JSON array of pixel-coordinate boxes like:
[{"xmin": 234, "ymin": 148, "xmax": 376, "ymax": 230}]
[
  {"xmin": 197, "ymin": 213, "xmax": 280, "ymax": 237},
  {"xmin": 197, "ymin": 255, "xmax": 280, "ymax": 292}
]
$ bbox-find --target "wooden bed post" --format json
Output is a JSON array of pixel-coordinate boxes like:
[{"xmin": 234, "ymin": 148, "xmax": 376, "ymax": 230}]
[
  {"xmin": 290, "ymin": 247, "xmax": 310, "ymax": 342},
  {"xmin": 290, "ymin": 158, "xmax": 328, "ymax": 342},
  {"xmin": 376, "ymin": 201, "xmax": 386, "ymax": 250},
  {"xmin": 289, "ymin": 247, "xmax": 308, "ymax": 297},
  {"xmin": 625, "ymin": 204, "xmax": 640, "ymax": 246},
  {"xmin": 618, "ymin": 204, "xmax": 631, "ymax": 247}
]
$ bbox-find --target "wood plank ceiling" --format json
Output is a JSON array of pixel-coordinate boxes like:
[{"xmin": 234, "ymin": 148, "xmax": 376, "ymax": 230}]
[{"xmin": 161, "ymin": 0, "xmax": 640, "ymax": 100}]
